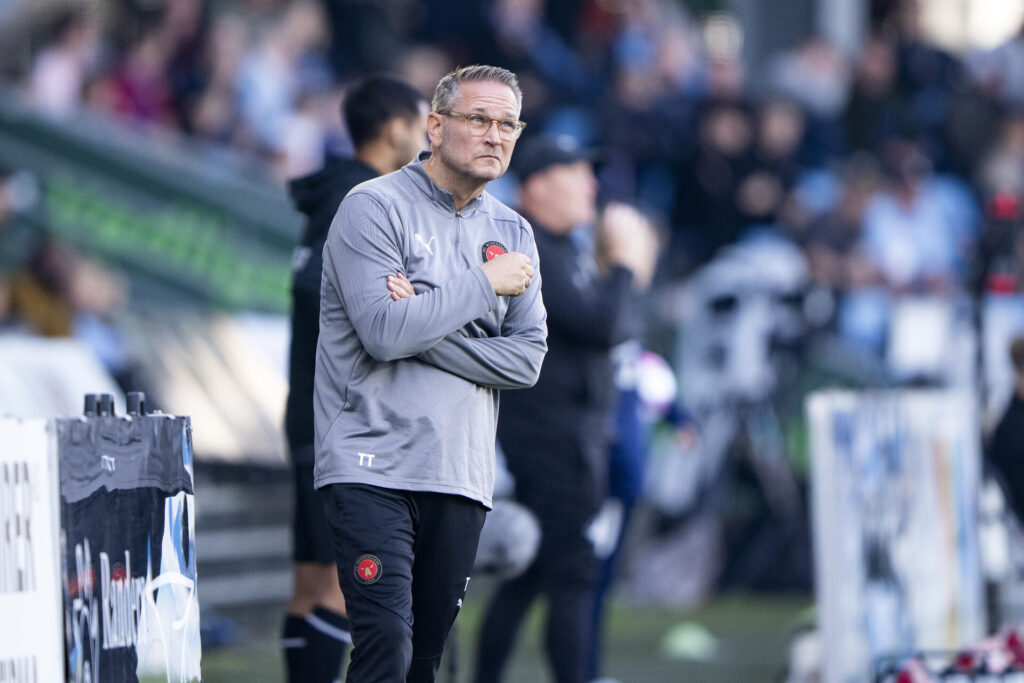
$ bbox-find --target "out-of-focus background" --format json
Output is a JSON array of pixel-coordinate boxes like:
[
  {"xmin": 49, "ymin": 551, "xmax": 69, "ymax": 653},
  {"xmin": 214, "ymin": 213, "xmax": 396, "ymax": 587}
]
[{"xmin": 5, "ymin": 0, "xmax": 1024, "ymax": 680}]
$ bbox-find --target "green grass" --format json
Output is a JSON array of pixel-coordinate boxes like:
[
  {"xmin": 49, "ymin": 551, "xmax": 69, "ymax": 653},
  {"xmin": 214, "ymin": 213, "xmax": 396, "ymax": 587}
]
[{"xmin": 198, "ymin": 585, "xmax": 812, "ymax": 683}]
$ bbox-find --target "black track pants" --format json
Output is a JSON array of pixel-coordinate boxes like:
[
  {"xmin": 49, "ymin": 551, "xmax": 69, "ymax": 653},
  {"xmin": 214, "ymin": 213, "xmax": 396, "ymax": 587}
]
[{"xmin": 321, "ymin": 484, "xmax": 486, "ymax": 683}]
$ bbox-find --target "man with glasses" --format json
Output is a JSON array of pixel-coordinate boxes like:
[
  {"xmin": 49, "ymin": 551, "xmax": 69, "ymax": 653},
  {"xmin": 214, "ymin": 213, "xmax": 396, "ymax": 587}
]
[{"xmin": 315, "ymin": 65, "xmax": 547, "ymax": 682}]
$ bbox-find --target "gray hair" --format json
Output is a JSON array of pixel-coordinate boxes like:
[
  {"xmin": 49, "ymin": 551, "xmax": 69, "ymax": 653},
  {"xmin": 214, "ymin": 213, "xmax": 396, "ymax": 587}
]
[{"xmin": 431, "ymin": 65, "xmax": 522, "ymax": 113}]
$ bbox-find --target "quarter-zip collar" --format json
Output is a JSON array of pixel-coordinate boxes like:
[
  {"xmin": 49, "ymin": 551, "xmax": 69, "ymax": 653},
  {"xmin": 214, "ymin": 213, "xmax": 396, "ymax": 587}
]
[{"xmin": 404, "ymin": 151, "xmax": 485, "ymax": 216}]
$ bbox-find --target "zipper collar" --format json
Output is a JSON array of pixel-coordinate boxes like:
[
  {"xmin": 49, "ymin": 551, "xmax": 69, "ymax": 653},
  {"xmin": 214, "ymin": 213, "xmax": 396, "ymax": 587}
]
[{"xmin": 404, "ymin": 151, "xmax": 485, "ymax": 216}]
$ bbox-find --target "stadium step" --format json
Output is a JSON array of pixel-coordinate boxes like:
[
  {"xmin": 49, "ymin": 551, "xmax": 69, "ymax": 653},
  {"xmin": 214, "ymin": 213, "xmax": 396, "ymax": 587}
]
[{"xmin": 193, "ymin": 463, "xmax": 294, "ymax": 608}]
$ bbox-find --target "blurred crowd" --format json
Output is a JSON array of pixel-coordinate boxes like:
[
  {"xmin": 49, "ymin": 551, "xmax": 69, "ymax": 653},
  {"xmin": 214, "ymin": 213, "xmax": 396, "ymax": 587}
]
[
  {"xmin": 5, "ymin": 0, "xmax": 1024, "ymax": 343},
  {"xmin": 0, "ymin": 166, "xmax": 136, "ymax": 389},
  {"xmin": 3, "ymin": 0, "xmax": 1024, "ymax": 459},
  {"xmin": 6, "ymin": 0, "xmax": 1024, "ymax": 527}
]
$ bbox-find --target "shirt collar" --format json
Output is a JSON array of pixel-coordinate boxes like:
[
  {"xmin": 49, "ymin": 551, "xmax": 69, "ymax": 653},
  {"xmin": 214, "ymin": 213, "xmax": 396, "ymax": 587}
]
[{"xmin": 404, "ymin": 151, "xmax": 485, "ymax": 214}]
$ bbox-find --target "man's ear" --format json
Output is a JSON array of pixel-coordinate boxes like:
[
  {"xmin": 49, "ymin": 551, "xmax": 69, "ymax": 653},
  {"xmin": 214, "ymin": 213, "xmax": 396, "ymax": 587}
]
[{"xmin": 426, "ymin": 111, "xmax": 444, "ymax": 148}]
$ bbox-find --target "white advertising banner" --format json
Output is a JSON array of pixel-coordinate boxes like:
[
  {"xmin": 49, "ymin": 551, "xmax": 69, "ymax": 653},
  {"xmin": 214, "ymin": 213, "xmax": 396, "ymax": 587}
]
[
  {"xmin": 808, "ymin": 390, "xmax": 985, "ymax": 683},
  {"xmin": 0, "ymin": 418, "xmax": 63, "ymax": 682}
]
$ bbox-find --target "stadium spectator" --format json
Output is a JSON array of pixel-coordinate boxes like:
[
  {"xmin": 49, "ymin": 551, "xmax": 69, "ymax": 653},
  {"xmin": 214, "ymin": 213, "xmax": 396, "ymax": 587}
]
[
  {"xmin": 672, "ymin": 100, "xmax": 755, "ymax": 269},
  {"xmin": 840, "ymin": 138, "xmax": 978, "ymax": 355},
  {"xmin": 186, "ymin": 13, "xmax": 248, "ymax": 145},
  {"xmin": 888, "ymin": 0, "xmax": 959, "ymax": 166},
  {"xmin": 27, "ymin": 7, "xmax": 97, "ymax": 117},
  {"xmin": 767, "ymin": 37, "xmax": 850, "ymax": 163},
  {"xmin": 8, "ymin": 238, "xmax": 76, "ymax": 337},
  {"xmin": 161, "ymin": 0, "xmax": 208, "ymax": 133},
  {"xmin": 976, "ymin": 114, "xmax": 1024, "ymax": 199},
  {"xmin": 235, "ymin": 1, "xmax": 331, "ymax": 166},
  {"xmin": 734, "ymin": 99, "xmax": 806, "ymax": 229},
  {"xmin": 598, "ymin": 15, "xmax": 701, "ymax": 214},
  {"xmin": 478, "ymin": 0, "xmax": 602, "ymax": 114},
  {"xmin": 768, "ymin": 37, "xmax": 850, "ymax": 122},
  {"xmin": 110, "ymin": 28, "xmax": 175, "ymax": 126},
  {"xmin": 5, "ymin": 232, "xmax": 132, "ymax": 388},
  {"xmin": 972, "ymin": 19, "xmax": 1024, "ymax": 107},
  {"xmin": 859, "ymin": 139, "xmax": 975, "ymax": 294},
  {"xmin": 802, "ymin": 155, "xmax": 882, "ymax": 293},
  {"xmin": 843, "ymin": 35, "xmax": 903, "ymax": 157}
]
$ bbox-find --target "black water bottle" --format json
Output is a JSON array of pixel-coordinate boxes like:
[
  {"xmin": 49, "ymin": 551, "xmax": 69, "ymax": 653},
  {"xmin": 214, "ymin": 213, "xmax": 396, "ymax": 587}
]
[
  {"xmin": 98, "ymin": 393, "xmax": 114, "ymax": 417},
  {"xmin": 126, "ymin": 392, "xmax": 146, "ymax": 416}
]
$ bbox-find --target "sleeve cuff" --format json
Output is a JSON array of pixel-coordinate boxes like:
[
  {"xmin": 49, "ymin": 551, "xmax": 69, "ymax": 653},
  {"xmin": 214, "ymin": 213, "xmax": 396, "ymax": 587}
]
[{"xmin": 470, "ymin": 264, "xmax": 500, "ymax": 310}]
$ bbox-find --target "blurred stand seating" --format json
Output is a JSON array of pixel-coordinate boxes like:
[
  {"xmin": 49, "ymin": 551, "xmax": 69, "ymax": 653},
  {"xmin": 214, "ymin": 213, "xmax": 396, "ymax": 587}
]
[{"xmin": 0, "ymin": 83, "xmax": 299, "ymax": 608}]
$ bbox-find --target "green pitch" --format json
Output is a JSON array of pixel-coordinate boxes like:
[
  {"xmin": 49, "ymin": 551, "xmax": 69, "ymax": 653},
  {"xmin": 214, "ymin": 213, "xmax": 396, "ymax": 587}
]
[{"xmin": 198, "ymin": 586, "xmax": 811, "ymax": 683}]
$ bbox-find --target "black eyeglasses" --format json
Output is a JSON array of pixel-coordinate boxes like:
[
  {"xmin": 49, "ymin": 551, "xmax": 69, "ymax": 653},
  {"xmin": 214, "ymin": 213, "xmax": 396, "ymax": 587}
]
[{"xmin": 438, "ymin": 111, "xmax": 527, "ymax": 140}]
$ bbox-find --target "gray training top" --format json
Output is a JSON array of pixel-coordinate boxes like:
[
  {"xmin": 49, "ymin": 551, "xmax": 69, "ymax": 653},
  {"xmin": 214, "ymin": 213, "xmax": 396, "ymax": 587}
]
[{"xmin": 313, "ymin": 152, "xmax": 548, "ymax": 508}]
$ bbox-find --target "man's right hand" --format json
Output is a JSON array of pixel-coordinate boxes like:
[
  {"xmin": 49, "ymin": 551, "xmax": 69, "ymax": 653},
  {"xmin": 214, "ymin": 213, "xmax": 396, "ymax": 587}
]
[{"xmin": 481, "ymin": 252, "xmax": 535, "ymax": 296}]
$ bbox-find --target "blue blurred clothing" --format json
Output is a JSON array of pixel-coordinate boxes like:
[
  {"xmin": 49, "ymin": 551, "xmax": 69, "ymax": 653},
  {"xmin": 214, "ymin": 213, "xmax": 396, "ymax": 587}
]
[
  {"xmin": 841, "ymin": 174, "xmax": 978, "ymax": 354},
  {"xmin": 860, "ymin": 175, "xmax": 977, "ymax": 288},
  {"xmin": 609, "ymin": 386, "xmax": 645, "ymax": 507},
  {"xmin": 588, "ymin": 346, "xmax": 693, "ymax": 680}
]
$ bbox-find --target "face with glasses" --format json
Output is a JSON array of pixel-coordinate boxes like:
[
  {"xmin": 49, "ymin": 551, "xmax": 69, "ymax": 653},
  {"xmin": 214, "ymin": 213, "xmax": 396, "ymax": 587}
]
[
  {"xmin": 441, "ymin": 111, "xmax": 525, "ymax": 139},
  {"xmin": 427, "ymin": 80, "xmax": 524, "ymax": 186}
]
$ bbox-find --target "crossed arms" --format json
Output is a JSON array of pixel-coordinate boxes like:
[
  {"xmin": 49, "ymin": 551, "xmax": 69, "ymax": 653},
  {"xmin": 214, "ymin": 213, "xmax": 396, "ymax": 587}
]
[{"xmin": 324, "ymin": 191, "xmax": 548, "ymax": 390}]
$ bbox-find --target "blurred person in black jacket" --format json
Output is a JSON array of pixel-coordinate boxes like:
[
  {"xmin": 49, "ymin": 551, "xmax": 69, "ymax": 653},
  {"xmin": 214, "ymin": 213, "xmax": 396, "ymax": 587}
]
[
  {"xmin": 473, "ymin": 134, "xmax": 656, "ymax": 683},
  {"xmin": 282, "ymin": 75, "xmax": 426, "ymax": 683},
  {"xmin": 990, "ymin": 334, "xmax": 1024, "ymax": 524},
  {"xmin": 671, "ymin": 101, "xmax": 755, "ymax": 272}
]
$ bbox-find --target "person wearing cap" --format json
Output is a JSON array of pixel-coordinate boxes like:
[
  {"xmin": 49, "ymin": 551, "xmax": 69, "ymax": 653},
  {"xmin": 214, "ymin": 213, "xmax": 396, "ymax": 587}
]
[{"xmin": 473, "ymin": 134, "xmax": 657, "ymax": 683}]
